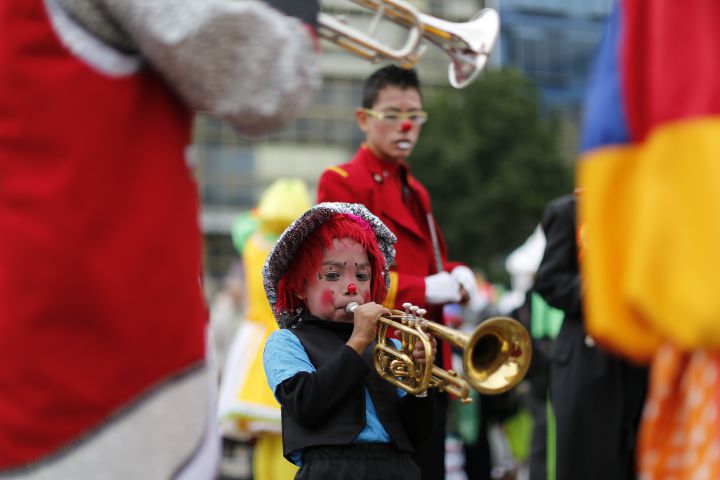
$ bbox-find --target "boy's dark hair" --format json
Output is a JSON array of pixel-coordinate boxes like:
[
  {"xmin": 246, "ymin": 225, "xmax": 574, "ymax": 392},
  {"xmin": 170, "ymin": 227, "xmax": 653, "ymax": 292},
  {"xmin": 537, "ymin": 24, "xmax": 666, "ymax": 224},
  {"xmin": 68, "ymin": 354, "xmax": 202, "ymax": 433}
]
[{"xmin": 361, "ymin": 65, "xmax": 422, "ymax": 108}]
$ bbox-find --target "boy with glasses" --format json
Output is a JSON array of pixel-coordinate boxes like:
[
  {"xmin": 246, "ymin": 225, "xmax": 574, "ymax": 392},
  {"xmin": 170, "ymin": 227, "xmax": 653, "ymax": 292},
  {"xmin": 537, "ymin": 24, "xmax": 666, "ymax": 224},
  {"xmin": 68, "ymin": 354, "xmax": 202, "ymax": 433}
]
[{"xmin": 317, "ymin": 64, "xmax": 480, "ymax": 480}]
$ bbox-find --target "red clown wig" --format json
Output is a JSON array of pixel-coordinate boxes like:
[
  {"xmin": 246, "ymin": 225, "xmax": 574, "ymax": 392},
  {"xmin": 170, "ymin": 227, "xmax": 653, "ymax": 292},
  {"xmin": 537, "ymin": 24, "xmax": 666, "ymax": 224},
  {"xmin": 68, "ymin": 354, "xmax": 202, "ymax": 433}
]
[{"xmin": 275, "ymin": 213, "xmax": 388, "ymax": 315}]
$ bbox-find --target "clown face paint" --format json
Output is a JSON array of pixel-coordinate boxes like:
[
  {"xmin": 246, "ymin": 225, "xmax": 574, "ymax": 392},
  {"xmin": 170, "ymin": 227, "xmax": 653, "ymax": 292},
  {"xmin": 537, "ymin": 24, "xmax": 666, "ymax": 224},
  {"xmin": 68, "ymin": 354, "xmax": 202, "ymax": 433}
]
[
  {"xmin": 362, "ymin": 290, "xmax": 371, "ymax": 303},
  {"xmin": 302, "ymin": 238, "xmax": 372, "ymax": 322},
  {"xmin": 358, "ymin": 86, "xmax": 423, "ymax": 163}
]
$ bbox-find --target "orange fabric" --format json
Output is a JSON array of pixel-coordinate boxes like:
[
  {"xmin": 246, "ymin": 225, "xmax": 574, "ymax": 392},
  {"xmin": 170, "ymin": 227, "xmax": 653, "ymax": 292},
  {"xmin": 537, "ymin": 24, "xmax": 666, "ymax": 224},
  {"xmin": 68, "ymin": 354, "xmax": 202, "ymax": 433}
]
[{"xmin": 638, "ymin": 345, "xmax": 720, "ymax": 479}]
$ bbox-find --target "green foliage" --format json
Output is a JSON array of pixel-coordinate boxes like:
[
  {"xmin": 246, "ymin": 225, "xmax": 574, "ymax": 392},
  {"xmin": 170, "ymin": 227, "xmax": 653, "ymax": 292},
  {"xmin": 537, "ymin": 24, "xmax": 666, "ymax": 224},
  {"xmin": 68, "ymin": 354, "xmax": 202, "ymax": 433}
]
[{"xmin": 411, "ymin": 69, "xmax": 573, "ymax": 282}]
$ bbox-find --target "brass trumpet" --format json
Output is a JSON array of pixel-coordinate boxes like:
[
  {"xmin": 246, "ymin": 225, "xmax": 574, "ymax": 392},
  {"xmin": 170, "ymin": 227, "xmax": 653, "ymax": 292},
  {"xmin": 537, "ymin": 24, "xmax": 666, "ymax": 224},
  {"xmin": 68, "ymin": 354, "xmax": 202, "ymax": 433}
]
[
  {"xmin": 318, "ymin": 0, "xmax": 500, "ymax": 88},
  {"xmin": 346, "ymin": 302, "xmax": 532, "ymax": 403}
]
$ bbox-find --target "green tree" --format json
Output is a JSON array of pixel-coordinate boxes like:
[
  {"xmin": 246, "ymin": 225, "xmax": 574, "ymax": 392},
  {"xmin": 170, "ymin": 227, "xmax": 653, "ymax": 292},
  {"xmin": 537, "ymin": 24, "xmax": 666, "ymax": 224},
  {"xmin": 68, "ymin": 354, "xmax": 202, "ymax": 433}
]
[{"xmin": 411, "ymin": 69, "xmax": 573, "ymax": 282}]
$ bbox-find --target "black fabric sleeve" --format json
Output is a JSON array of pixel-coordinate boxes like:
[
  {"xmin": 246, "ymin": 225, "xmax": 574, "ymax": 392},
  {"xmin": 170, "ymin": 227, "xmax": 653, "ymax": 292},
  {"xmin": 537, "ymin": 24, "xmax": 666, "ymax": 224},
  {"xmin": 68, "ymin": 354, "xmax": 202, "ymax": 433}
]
[
  {"xmin": 534, "ymin": 196, "xmax": 583, "ymax": 319},
  {"xmin": 276, "ymin": 345, "xmax": 370, "ymax": 428}
]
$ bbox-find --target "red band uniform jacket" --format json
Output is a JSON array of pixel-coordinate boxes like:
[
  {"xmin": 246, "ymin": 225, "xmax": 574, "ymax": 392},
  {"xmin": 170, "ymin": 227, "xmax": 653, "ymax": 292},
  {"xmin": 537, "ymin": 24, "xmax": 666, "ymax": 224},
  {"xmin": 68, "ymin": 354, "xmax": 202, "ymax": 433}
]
[
  {"xmin": 318, "ymin": 146, "xmax": 461, "ymax": 369},
  {"xmin": 319, "ymin": 144, "xmax": 466, "ymax": 480}
]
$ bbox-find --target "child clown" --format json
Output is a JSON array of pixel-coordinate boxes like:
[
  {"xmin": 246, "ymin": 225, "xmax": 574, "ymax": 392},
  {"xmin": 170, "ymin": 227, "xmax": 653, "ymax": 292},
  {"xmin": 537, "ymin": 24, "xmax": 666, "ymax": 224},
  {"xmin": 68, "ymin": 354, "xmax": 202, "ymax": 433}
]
[{"xmin": 262, "ymin": 202, "xmax": 436, "ymax": 480}]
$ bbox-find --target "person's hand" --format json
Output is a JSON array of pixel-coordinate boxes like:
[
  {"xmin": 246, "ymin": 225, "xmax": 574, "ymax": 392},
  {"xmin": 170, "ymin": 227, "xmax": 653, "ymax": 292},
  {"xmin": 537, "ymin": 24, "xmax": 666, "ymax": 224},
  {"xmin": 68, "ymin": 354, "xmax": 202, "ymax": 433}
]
[
  {"xmin": 451, "ymin": 265, "xmax": 482, "ymax": 310},
  {"xmin": 411, "ymin": 330, "xmax": 437, "ymax": 366},
  {"xmin": 424, "ymin": 272, "xmax": 462, "ymax": 304},
  {"xmin": 346, "ymin": 302, "xmax": 390, "ymax": 355},
  {"xmin": 459, "ymin": 286, "xmax": 470, "ymax": 305}
]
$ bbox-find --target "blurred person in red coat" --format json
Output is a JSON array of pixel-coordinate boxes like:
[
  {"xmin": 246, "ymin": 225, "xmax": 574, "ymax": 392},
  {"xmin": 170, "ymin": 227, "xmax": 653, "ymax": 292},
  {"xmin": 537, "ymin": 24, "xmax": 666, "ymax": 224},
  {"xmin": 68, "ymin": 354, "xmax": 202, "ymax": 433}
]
[
  {"xmin": 0, "ymin": 0, "xmax": 319, "ymax": 478},
  {"xmin": 317, "ymin": 64, "xmax": 480, "ymax": 480}
]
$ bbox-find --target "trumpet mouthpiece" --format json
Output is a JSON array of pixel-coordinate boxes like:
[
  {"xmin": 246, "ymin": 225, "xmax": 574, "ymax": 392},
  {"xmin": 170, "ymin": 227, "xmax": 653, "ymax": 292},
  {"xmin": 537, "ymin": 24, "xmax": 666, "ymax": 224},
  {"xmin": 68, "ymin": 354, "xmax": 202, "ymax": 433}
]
[{"xmin": 345, "ymin": 302, "xmax": 360, "ymax": 316}]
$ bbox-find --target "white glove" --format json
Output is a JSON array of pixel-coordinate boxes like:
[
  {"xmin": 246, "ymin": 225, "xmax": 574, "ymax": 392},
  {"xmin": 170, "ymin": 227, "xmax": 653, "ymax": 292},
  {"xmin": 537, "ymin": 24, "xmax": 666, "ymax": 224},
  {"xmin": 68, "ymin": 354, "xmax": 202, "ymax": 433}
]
[
  {"xmin": 451, "ymin": 265, "xmax": 477, "ymax": 293},
  {"xmin": 424, "ymin": 272, "xmax": 462, "ymax": 305},
  {"xmin": 451, "ymin": 265, "xmax": 483, "ymax": 311}
]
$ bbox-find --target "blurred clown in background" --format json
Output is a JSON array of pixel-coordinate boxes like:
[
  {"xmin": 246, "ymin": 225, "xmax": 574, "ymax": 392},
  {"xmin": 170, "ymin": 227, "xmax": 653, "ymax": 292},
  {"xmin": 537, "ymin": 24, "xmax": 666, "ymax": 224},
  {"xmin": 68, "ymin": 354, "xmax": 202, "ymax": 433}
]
[
  {"xmin": 578, "ymin": 1, "xmax": 720, "ymax": 478},
  {"xmin": 217, "ymin": 178, "xmax": 311, "ymax": 480}
]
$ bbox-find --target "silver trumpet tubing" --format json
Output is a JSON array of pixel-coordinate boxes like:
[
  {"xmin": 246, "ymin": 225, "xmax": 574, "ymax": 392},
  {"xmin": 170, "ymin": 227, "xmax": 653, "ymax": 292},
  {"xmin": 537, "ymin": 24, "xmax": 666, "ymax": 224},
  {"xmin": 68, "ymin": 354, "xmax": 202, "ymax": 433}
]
[{"xmin": 318, "ymin": 0, "xmax": 500, "ymax": 88}]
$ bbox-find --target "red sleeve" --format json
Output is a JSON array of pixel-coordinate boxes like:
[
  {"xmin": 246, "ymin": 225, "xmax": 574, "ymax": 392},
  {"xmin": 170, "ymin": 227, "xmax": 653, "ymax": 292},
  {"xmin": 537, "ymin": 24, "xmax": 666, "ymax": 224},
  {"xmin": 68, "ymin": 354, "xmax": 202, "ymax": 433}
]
[{"xmin": 443, "ymin": 261, "xmax": 464, "ymax": 272}]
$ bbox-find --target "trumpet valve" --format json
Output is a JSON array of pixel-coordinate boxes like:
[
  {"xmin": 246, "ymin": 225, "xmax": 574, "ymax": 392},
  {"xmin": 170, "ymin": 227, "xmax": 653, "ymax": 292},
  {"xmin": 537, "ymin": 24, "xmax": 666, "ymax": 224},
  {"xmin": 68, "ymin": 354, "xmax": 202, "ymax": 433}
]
[
  {"xmin": 402, "ymin": 302, "xmax": 412, "ymax": 322},
  {"xmin": 416, "ymin": 308, "xmax": 428, "ymax": 327}
]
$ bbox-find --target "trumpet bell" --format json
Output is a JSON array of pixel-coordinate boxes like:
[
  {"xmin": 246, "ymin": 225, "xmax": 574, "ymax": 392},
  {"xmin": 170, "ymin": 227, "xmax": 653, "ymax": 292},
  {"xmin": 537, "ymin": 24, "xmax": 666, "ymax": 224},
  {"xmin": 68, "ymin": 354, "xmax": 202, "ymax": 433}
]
[
  {"xmin": 363, "ymin": 300, "xmax": 532, "ymax": 402},
  {"xmin": 465, "ymin": 316, "xmax": 532, "ymax": 395},
  {"xmin": 434, "ymin": 8, "xmax": 500, "ymax": 89}
]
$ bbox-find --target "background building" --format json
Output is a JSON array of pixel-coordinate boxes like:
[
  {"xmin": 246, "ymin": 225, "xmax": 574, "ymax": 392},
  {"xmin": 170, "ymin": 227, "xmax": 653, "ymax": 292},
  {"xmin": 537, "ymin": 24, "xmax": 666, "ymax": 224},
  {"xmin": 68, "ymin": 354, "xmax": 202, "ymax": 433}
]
[
  {"xmin": 496, "ymin": 0, "xmax": 613, "ymax": 155},
  {"xmin": 195, "ymin": 0, "xmax": 612, "ymax": 284}
]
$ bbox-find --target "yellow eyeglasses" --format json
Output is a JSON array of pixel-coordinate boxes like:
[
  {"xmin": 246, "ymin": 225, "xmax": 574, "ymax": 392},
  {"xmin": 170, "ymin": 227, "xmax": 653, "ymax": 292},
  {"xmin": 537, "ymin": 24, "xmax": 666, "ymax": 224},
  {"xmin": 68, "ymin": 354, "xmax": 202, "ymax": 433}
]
[{"xmin": 362, "ymin": 109, "xmax": 429, "ymax": 125}]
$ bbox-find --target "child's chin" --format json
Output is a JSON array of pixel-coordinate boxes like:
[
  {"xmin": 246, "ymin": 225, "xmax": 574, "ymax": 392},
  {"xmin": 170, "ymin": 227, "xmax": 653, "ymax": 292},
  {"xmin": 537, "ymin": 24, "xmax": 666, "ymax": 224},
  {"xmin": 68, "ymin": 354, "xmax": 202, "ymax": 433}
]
[{"xmin": 331, "ymin": 312, "xmax": 353, "ymax": 323}]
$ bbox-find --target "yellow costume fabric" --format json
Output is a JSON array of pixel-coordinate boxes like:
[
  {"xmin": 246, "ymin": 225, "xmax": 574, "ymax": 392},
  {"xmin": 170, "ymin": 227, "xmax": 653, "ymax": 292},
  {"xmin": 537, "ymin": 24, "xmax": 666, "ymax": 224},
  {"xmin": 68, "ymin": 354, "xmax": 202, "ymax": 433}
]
[
  {"xmin": 577, "ymin": 4, "xmax": 720, "ymax": 478},
  {"xmin": 579, "ymin": 119, "xmax": 720, "ymax": 363},
  {"xmin": 218, "ymin": 179, "xmax": 310, "ymax": 479}
]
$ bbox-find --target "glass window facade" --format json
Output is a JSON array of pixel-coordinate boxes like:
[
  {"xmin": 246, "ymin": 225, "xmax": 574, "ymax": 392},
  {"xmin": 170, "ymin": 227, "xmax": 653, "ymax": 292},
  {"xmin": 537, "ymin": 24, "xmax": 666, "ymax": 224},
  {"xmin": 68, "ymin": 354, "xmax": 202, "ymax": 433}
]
[{"xmin": 497, "ymin": 1, "xmax": 612, "ymax": 118}]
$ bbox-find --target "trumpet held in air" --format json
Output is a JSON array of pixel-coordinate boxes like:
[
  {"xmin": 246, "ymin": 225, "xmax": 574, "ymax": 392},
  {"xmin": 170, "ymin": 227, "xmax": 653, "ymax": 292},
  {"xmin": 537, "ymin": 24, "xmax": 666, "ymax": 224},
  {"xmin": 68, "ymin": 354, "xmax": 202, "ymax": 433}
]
[{"xmin": 318, "ymin": 0, "xmax": 500, "ymax": 88}]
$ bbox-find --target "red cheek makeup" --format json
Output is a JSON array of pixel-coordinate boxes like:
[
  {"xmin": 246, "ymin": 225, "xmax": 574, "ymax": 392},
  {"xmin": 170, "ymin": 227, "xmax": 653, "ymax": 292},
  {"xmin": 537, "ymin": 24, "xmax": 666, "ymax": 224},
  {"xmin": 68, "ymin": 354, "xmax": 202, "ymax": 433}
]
[{"xmin": 321, "ymin": 289, "xmax": 334, "ymax": 308}]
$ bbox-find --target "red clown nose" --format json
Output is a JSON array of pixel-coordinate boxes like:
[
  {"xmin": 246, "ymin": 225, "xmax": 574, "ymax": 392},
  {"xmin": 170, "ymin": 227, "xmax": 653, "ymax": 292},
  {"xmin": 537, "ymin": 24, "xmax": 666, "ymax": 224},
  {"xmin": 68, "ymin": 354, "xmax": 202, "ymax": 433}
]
[
  {"xmin": 400, "ymin": 120, "xmax": 413, "ymax": 132},
  {"xmin": 347, "ymin": 283, "xmax": 357, "ymax": 294}
]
